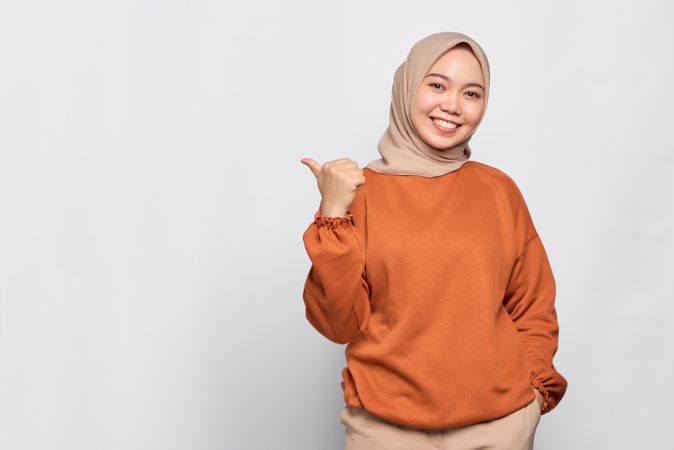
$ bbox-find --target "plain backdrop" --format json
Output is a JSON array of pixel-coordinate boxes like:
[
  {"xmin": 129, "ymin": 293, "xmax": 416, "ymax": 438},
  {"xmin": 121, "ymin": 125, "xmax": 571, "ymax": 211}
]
[{"xmin": 1, "ymin": 1, "xmax": 672, "ymax": 449}]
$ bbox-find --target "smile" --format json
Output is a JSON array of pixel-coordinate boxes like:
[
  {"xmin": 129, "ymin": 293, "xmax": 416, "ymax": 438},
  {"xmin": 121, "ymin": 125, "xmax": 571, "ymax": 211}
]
[{"xmin": 431, "ymin": 117, "xmax": 462, "ymax": 133}]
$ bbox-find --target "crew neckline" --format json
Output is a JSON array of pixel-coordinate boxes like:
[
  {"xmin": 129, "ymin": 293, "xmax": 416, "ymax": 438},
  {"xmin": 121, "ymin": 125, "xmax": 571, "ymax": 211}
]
[{"xmin": 363, "ymin": 160, "xmax": 473, "ymax": 180}]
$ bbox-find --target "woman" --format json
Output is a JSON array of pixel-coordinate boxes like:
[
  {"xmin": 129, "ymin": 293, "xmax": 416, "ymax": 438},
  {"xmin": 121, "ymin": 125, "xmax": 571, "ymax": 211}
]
[{"xmin": 300, "ymin": 31, "xmax": 568, "ymax": 450}]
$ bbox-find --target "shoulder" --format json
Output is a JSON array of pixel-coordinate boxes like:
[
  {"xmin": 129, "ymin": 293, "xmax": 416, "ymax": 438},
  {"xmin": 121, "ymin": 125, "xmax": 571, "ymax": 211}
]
[
  {"xmin": 468, "ymin": 161, "xmax": 539, "ymax": 241},
  {"xmin": 465, "ymin": 160, "xmax": 525, "ymax": 201}
]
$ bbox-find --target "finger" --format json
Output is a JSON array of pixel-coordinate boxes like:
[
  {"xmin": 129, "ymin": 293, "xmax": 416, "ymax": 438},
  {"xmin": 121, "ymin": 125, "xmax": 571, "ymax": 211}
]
[
  {"xmin": 300, "ymin": 158, "xmax": 322, "ymax": 179},
  {"xmin": 345, "ymin": 171, "xmax": 365, "ymax": 190},
  {"xmin": 330, "ymin": 159, "xmax": 359, "ymax": 169},
  {"xmin": 343, "ymin": 168, "xmax": 365, "ymax": 181}
]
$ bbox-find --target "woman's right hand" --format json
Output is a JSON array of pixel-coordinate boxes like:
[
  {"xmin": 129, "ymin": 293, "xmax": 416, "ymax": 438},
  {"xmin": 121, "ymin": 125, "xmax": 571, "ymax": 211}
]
[{"xmin": 300, "ymin": 157, "xmax": 365, "ymax": 217}]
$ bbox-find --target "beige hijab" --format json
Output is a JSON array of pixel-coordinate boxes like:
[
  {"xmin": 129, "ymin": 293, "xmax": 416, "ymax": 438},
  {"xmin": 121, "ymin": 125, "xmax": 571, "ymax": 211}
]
[{"xmin": 365, "ymin": 32, "xmax": 490, "ymax": 178}]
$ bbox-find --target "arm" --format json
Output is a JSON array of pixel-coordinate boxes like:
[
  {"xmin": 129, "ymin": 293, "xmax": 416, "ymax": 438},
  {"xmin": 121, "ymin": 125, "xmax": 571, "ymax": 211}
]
[
  {"xmin": 502, "ymin": 186, "xmax": 568, "ymax": 414},
  {"xmin": 301, "ymin": 188, "xmax": 371, "ymax": 344}
]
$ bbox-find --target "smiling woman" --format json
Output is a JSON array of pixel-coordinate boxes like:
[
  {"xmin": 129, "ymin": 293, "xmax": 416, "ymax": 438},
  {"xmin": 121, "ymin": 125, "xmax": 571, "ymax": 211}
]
[
  {"xmin": 412, "ymin": 43, "xmax": 486, "ymax": 150},
  {"xmin": 300, "ymin": 31, "xmax": 567, "ymax": 450}
]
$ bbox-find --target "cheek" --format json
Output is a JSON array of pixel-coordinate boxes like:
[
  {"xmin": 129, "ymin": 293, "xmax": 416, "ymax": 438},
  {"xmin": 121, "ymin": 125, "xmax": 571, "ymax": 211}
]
[
  {"xmin": 464, "ymin": 102, "xmax": 485, "ymax": 124},
  {"xmin": 414, "ymin": 92, "xmax": 436, "ymax": 115},
  {"xmin": 412, "ymin": 97, "xmax": 434, "ymax": 129}
]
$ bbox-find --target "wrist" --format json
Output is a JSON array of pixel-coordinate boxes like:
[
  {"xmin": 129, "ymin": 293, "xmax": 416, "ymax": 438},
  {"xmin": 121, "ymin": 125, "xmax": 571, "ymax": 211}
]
[{"xmin": 320, "ymin": 203, "xmax": 348, "ymax": 217}]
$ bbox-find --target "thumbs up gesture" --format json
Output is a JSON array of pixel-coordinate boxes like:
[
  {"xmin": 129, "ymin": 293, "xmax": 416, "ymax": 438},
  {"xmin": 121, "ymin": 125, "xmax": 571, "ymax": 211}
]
[{"xmin": 300, "ymin": 157, "xmax": 365, "ymax": 217}]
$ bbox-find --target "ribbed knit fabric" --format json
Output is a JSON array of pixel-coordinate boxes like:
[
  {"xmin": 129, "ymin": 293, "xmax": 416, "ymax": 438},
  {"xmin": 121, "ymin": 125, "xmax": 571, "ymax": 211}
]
[{"xmin": 301, "ymin": 160, "xmax": 568, "ymax": 430}]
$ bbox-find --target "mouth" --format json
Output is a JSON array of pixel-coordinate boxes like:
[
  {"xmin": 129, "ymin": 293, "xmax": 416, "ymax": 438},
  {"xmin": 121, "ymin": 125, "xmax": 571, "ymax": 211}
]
[{"xmin": 430, "ymin": 117, "xmax": 462, "ymax": 133}]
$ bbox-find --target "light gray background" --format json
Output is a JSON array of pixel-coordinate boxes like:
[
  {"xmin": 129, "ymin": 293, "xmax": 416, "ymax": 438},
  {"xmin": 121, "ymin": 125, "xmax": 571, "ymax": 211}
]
[{"xmin": 0, "ymin": 1, "xmax": 672, "ymax": 449}]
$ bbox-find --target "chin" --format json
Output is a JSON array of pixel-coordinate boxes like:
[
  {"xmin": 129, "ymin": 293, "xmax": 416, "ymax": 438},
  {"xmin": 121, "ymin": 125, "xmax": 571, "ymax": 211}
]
[{"xmin": 426, "ymin": 133, "xmax": 466, "ymax": 150}]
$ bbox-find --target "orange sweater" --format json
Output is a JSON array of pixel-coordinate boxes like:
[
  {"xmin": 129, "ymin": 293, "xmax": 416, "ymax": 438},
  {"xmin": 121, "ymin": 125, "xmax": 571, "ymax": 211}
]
[{"xmin": 301, "ymin": 160, "xmax": 567, "ymax": 430}]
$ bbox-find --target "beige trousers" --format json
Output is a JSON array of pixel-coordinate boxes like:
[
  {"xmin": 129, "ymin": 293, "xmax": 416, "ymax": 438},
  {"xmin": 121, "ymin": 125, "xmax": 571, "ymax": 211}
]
[{"xmin": 340, "ymin": 397, "xmax": 541, "ymax": 450}]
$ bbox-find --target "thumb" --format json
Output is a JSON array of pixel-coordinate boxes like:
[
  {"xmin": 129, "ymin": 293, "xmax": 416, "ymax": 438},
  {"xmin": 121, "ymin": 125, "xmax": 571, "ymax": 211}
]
[{"xmin": 300, "ymin": 158, "xmax": 322, "ymax": 179}]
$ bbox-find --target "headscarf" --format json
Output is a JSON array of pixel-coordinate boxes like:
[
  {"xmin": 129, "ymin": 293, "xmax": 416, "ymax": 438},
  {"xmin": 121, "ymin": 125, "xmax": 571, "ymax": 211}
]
[{"xmin": 365, "ymin": 32, "xmax": 490, "ymax": 178}]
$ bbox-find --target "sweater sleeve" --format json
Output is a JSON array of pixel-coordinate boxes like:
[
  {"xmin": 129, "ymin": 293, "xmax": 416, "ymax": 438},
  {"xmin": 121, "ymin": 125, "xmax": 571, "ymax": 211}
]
[
  {"xmin": 301, "ymin": 188, "xmax": 371, "ymax": 344},
  {"xmin": 501, "ymin": 185, "xmax": 568, "ymax": 415}
]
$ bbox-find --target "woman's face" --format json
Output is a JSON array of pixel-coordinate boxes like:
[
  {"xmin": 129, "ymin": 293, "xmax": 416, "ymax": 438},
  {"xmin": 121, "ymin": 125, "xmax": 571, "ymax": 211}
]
[{"xmin": 411, "ymin": 45, "xmax": 486, "ymax": 150}]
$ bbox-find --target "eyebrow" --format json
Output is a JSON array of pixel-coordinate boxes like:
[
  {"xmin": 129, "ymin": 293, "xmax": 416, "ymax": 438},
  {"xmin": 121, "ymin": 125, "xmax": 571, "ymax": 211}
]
[{"xmin": 425, "ymin": 73, "xmax": 485, "ymax": 91}]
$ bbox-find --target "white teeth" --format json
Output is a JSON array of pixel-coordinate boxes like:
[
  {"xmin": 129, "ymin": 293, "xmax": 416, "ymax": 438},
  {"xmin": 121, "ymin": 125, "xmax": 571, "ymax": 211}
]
[{"xmin": 433, "ymin": 118, "xmax": 458, "ymax": 129}]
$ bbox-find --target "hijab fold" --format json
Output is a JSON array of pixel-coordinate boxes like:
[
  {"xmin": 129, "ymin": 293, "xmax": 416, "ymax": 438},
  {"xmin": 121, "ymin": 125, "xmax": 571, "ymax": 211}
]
[{"xmin": 365, "ymin": 32, "xmax": 491, "ymax": 178}]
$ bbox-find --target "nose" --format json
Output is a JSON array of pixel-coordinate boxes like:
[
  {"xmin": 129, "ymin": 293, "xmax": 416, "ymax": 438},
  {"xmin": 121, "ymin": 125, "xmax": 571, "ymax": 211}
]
[{"xmin": 440, "ymin": 93, "xmax": 461, "ymax": 115}]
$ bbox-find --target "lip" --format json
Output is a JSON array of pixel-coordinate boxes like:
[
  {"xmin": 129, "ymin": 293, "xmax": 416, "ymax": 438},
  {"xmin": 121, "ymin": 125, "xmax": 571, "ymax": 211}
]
[{"xmin": 430, "ymin": 117, "xmax": 461, "ymax": 134}]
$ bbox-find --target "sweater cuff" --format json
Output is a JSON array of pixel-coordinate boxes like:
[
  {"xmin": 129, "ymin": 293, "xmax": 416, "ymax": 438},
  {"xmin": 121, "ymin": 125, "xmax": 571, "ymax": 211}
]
[
  {"xmin": 530, "ymin": 373, "xmax": 554, "ymax": 414},
  {"xmin": 313, "ymin": 210, "xmax": 355, "ymax": 230}
]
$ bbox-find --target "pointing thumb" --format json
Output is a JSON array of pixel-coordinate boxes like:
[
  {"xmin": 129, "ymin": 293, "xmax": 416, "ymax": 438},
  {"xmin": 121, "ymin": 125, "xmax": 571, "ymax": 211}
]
[{"xmin": 300, "ymin": 158, "xmax": 322, "ymax": 179}]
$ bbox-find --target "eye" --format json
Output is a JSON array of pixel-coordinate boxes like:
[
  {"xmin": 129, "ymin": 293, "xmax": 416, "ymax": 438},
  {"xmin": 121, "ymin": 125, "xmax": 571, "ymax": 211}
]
[
  {"xmin": 466, "ymin": 91, "xmax": 481, "ymax": 99},
  {"xmin": 429, "ymin": 82, "xmax": 444, "ymax": 90}
]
